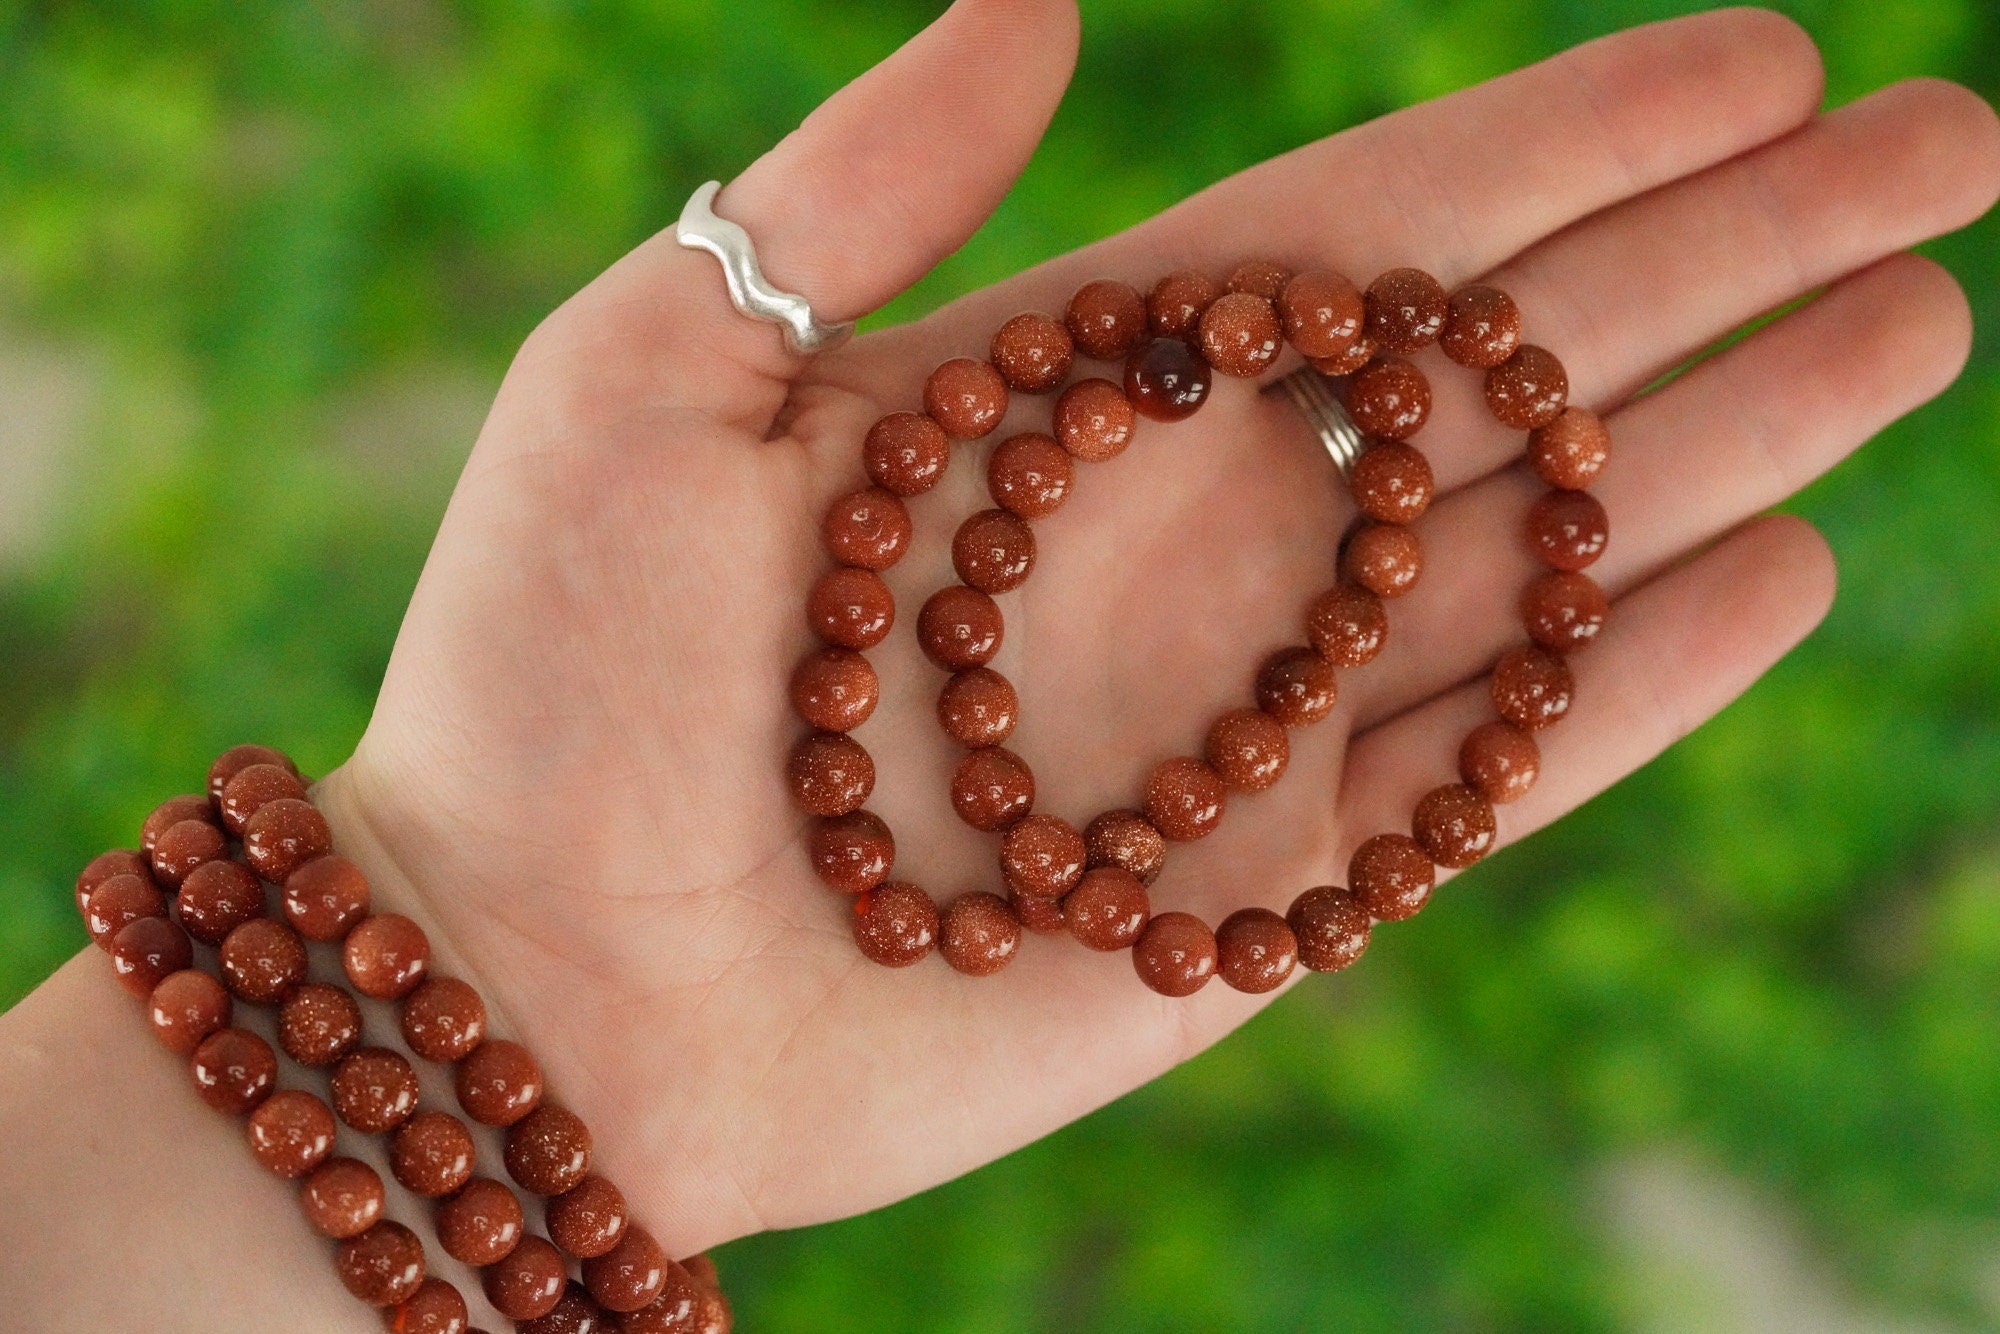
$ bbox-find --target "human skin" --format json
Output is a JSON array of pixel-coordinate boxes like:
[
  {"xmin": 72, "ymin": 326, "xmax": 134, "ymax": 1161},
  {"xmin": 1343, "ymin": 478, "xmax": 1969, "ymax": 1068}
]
[{"xmin": 2, "ymin": 4, "xmax": 1997, "ymax": 1328}]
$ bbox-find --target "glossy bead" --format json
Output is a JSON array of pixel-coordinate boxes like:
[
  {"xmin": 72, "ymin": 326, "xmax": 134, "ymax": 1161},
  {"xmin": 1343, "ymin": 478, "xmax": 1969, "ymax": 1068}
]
[
  {"xmin": 485, "ymin": 1234, "xmax": 569, "ymax": 1321},
  {"xmin": 1527, "ymin": 406, "xmax": 1611, "ymax": 489},
  {"xmin": 1306, "ymin": 583, "xmax": 1388, "ymax": 667},
  {"xmin": 1344, "ymin": 357, "xmax": 1431, "ymax": 440},
  {"xmin": 951, "ymin": 747, "xmax": 1035, "ymax": 830},
  {"xmin": 332, "ymin": 1047, "xmax": 421, "ymax": 1133},
  {"xmin": 1522, "ymin": 570, "xmax": 1609, "ymax": 653},
  {"xmin": 75, "ymin": 849, "xmax": 149, "ymax": 919},
  {"xmin": 937, "ymin": 666, "xmax": 1019, "ymax": 747},
  {"xmin": 1350, "ymin": 441, "xmax": 1434, "ymax": 524},
  {"xmin": 852, "ymin": 882, "xmax": 938, "ymax": 966},
  {"xmin": 1143, "ymin": 756, "xmax": 1225, "ymax": 842},
  {"xmin": 786, "ymin": 731, "xmax": 874, "ymax": 817},
  {"xmin": 1491, "ymin": 645, "xmax": 1575, "ymax": 730},
  {"xmin": 1311, "ymin": 334, "xmax": 1378, "ymax": 377},
  {"xmin": 952, "ymin": 509, "xmax": 1036, "ymax": 594},
  {"xmin": 1132, "ymin": 911, "xmax": 1218, "ymax": 996},
  {"xmin": 1084, "ymin": 809, "xmax": 1166, "ymax": 885},
  {"xmin": 401, "ymin": 976, "xmax": 488, "ymax": 1062},
  {"xmin": 547, "ymin": 1175, "xmax": 629, "ymax": 1259},
  {"xmin": 1277, "ymin": 268, "xmax": 1365, "ymax": 360},
  {"xmin": 302, "ymin": 1157, "xmax": 385, "ymax": 1239},
  {"xmin": 1146, "ymin": 269, "xmax": 1220, "ymax": 338},
  {"xmin": 241, "ymin": 798, "xmax": 332, "ymax": 884},
  {"xmin": 1123, "ymin": 337, "xmax": 1211, "ymax": 422},
  {"xmin": 621, "ymin": 1268, "xmax": 704, "ymax": 1334},
  {"xmin": 987, "ymin": 431, "xmax": 1075, "ymax": 518},
  {"xmin": 278, "ymin": 982, "xmax": 363, "ymax": 1067},
  {"xmin": 142, "ymin": 794, "xmax": 216, "ymax": 857},
  {"xmin": 923, "ymin": 357, "xmax": 1009, "ymax": 439},
  {"xmin": 1526, "ymin": 488, "xmax": 1609, "ymax": 571},
  {"xmin": 1215, "ymin": 907, "xmax": 1298, "ymax": 993},
  {"xmin": 85, "ymin": 872, "xmax": 165, "ymax": 948},
  {"xmin": 219, "ymin": 917, "xmax": 308, "ymax": 1003},
  {"xmin": 219, "ymin": 763, "xmax": 308, "ymax": 835},
  {"xmin": 434, "ymin": 1177, "xmax": 524, "ymax": 1266},
  {"xmin": 281, "ymin": 854, "xmax": 371, "ymax": 941},
  {"xmin": 990, "ymin": 312, "xmax": 1073, "ymax": 393},
  {"xmin": 1065, "ymin": 279, "xmax": 1148, "ymax": 360},
  {"xmin": 1009, "ymin": 886, "xmax": 1067, "ymax": 935},
  {"xmin": 1484, "ymin": 344, "xmax": 1569, "ymax": 429},
  {"xmin": 110, "ymin": 915, "xmax": 192, "ymax": 998},
  {"xmin": 584, "ymin": 1225, "xmax": 669, "ymax": 1315},
  {"xmin": 516, "ymin": 1283, "xmax": 607, "ymax": 1334},
  {"xmin": 190, "ymin": 1027, "xmax": 277, "ymax": 1114},
  {"xmin": 382, "ymin": 1278, "xmax": 470, "ymax": 1334},
  {"xmin": 1439, "ymin": 285, "xmax": 1521, "ymax": 368},
  {"xmin": 247, "ymin": 1089, "xmax": 338, "ymax": 1178},
  {"xmin": 1460, "ymin": 720, "xmax": 1540, "ymax": 804},
  {"xmin": 208, "ymin": 743, "xmax": 297, "ymax": 802},
  {"xmin": 1053, "ymin": 378, "xmax": 1136, "ymax": 462},
  {"xmin": 1342, "ymin": 523, "xmax": 1422, "ymax": 599},
  {"xmin": 822, "ymin": 487, "xmax": 911, "ymax": 571},
  {"xmin": 1364, "ymin": 267, "xmax": 1447, "ymax": 351},
  {"xmin": 862, "ymin": 412, "xmax": 950, "ymax": 496},
  {"xmin": 999, "ymin": 813, "xmax": 1087, "ymax": 898},
  {"xmin": 152, "ymin": 817, "xmax": 228, "ymax": 888},
  {"xmin": 806, "ymin": 567, "xmax": 895, "ymax": 649},
  {"xmin": 789, "ymin": 646, "xmax": 878, "ymax": 732},
  {"xmin": 1349, "ymin": 833, "xmax": 1435, "ymax": 921},
  {"xmin": 1064, "ymin": 867, "xmax": 1149, "ymax": 951},
  {"xmin": 807, "ymin": 809, "xmax": 894, "ymax": 894},
  {"xmin": 938, "ymin": 891, "xmax": 1021, "ymax": 976},
  {"xmin": 175, "ymin": 858, "xmax": 264, "ymax": 946},
  {"xmin": 344, "ymin": 912, "xmax": 431, "ymax": 1000},
  {"xmin": 1413, "ymin": 783, "xmax": 1498, "ymax": 867},
  {"xmin": 148, "ymin": 969, "xmax": 231, "ymax": 1056},
  {"xmin": 506, "ymin": 1104, "xmax": 593, "ymax": 1196},
  {"xmin": 1226, "ymin": 259, "xmax": 1293, "ymax": 300},
  {"xmin": 1203, "ymin": 708, "xmax": 1289, "ymax": 792},
  {"xmin": 1288, "ymin": 886, "xmax": 1372, "ymax": 972},
  {"xmin": 393, "ymin": 1110, "xmax": 478, "ymax": 1197},
  {"xmin": 917, "ymin": 585, "xmax": 1003, "ymax": 670},
  {"xmin": 338, "ymin": 1220, "xmax": 425, "ymax": 1307},
  {"xmin": 1197, "ymin": 292, "xmax": 1282, "ymax": 377},
  {"xmin": 456, "ymin": 1039, "xmax": 544, "ymax": 1127},
  {"xmin": 1255, "ymin": 647, "xmax": 1339, "ymax": 727}
]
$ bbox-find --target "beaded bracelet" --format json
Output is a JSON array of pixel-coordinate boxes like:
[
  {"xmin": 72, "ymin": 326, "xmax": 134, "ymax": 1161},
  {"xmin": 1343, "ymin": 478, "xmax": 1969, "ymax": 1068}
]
[
  {"xmin": 786, "ymin": 262, "xmax": 1609, "ymax": 992},
  {"xmin": 76, "ymin": 745, "xmax": 731, "ymax": 1333}
]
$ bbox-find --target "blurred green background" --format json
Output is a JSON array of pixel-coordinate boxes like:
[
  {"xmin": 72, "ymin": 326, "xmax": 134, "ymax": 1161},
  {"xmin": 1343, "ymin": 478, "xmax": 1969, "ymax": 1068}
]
[{"xmin": 2, "ymin": 0, "xmax": 1997, "ymax": 1329}]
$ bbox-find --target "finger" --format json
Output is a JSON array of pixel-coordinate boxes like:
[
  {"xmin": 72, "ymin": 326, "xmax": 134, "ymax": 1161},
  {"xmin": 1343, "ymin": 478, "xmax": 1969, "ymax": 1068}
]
[{"xmin": 1346, "ymin": 250, "xmax": 1971, "ymax": 729}]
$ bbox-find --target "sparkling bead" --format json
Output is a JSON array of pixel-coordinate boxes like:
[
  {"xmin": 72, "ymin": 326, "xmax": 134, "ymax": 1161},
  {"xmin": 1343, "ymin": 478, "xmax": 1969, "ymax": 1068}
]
[
  {"xmin": 1342, "ymin": 523, "xmax": 1422, "ymax": 598},
  {"xmin": 1277, "ymin": 268, "xmax": 1364, "ymax": 360},
  {"xmin": 301, "ymin": 1157, "xmax": 384, "ymax": 1239},
  {"xmin": 852, "ymin": 882, "xmax": 939, "ymax": 967},
  {"xmin": 142, "ymin": 794, "xmax": 216, "ymax": 857},
  {"xmin": 1349, "ymin": 441, "xmax": 1434, "ymax": 524},
  {"xmin": 863, "ymin": 411, "xmax": 951, "ymax": 496},
  {"xmin": 1522, "ymin": 570, "xmax": 1608, "ymax": 653},
  {"xmin": 1413, "ymin": 783, "xmax": 1498, "ymax": 867},
  {"xmin": 1143, "ymin": 756, "xmax": 1225, "ymax": 841},
  {"xmin": 620, "ymin": 1268, "xmax": 704, "ymax": 1334},
  {"xmin": 822, "ymin": 487, "xmax": 911, "ymax": 571},
  {"xmin": 208, "ymin": 744, "xmax": 297, "ymax": 803},
  {"xmin": 786, "ymin": 731, "xmax": 874, "ymax": 816},
  {"xmin": 952, "ymin": 508, "xmax": 1036, "ymax": 593},
  {"xmin": 1255, "ymin": 647, "xmax": 1339, "ymax": 726},
  {"xmin": 514, "ymin": 1282, "xmax": 606, "ymax": 1334},
  {"xmin": 506, "ymin": 1104, "xmax": 593, "ymax": 1196},
  {"xmin": 109, "ymin": 915, "xmax": 191, "ymax": 998},
  {"xmin": 1196, "ymin": 292, "xmax": 1282, "ymax": 377},
  {"xmin": 950, "ymin": 746, "xmax": 1034, "ymax": 831},
  {"xmin": 281, "ymin": 854, "xmax": 371, "ymax": 941},
  {"xmin": 937, "ymin": 667, "xmax": 1019, "ymax": 747},
  {"xmin": 1311, "ymin": 334, "xmax": 1377, "ymax": 376},
  {"xmin": 1215, "ymin": 907, "xmax": 1298, "ymax": 993},
  {"xmin": 1528, "ymin": 406, "xmax": 1611, "ymax": 489},
  {"xmin": 344, "ymin": 912, "xmax": 431, "ymax": 1000},
  {"xmin": 85, "ymin": 872, "xmax": 165, "ymax": 948},
  {"xmin": 332, "ymin": 1047, "xmax": 421, "ymax": 1133},
  {"xmin": 807, "ymin": 809, "xmax": 894, "ymax": 894},
  {"xmin": 486, "ymin": 1234, "xmax": 569, "ymax": 1321},
  {"xmin": 338, "ymin": 1220, "xmax": 426, "ymax": 1307},
  {"xmin": 1225, "ymin": 259, "xmax": 1293, "ymax": 300},
  {"xmin": 1343, "ymin": 357, "xmax": 1431, "ymax": 440},
  {"xmin": 277, "ymin": 982, "xmax": 362, "ymax": 1067},
  {"xmin": 382, "ymin": 1278, "xmax": 470, "ymax": 1334},
  {"xmin": 1053, "ymin": 378, "xmax": 1136, "ymax": 461},
  {"xmin": 1364, "ymin": 267, "xmax": 1447, "ymax": 351},
  {"xmin": 1349, "ymin": 833, "xmax": 1435, "ymax": 921},
  {"xmin": 75, "ymin": 849, "xmax": 149, "ymax": 919},
  {"xmin": 917, "ymin": 585, "xmax": 1003, "ymax": 669},
  {"xmin": 990, "ymin": 313, "xmax": 1074, "ymax": 393},
  {"xmin": 923, "ymin": 358, "xmax": 1008, "ymax": 439},
  {"xmin": 1065, "ymin": 279, "xmax": 1148, "ymax": 360},
  {"xmin": 1131, "ymin": 911, "xmax": 1217, "ymax": 996},
  {"xmin": 1306, "ymin": 583, "xmax": 1388, "ymax": 667},
  {"xmin": 190, "ymin": 1027, "xmax": 277, "ymax": 1114},
  {"xmin": 582, "ymin": 1225, "xmax": 668, "ymax": 1314},
  {"xmin": 1084, "ymin": 809, "xmax": 1166, "ymax": 884},
  {"xmin": 807, "ymin": 567, "xmax": 895, "ymax": 649},
  {"xmin": 789, "ymin": 646, "xmax": 878, "ymax": 731},
  {"xmin": 434, "ymin": 1177, "xmax": 523, "ymax": 1265},
  {"xmin": 1123, "ymin": 337, "xmax": 1211, "ymax": 422},
  {"xmin": 1204, "ymin": 708, "xmax": 1290, "ymax": 791},
  {"xmin": 241, "ymin": 798, "xmax": 331, "ymax": 884},
  {"xmin": 247, "ymin": 1089, "xmax": 338, "ymax": 1178},
  {"xmin": 547, "ymin": 1175, "xmax": 628, "ymax": 1259},
  {"xmin": 393, "ymin": 1110, "xmax": 478, "ymax": 1197},
  {"xmin": 999, "ymin": 813, "xmax": 1086, "ymax": 898},
  {"xmin": 401, "ymin": 976, "xmax": 488, "ymax": 1063},
  {"xmin": 148, "ymin": 968, "xmax": 231, "ymax": 1056},
  {"xmin": 1439, "ymin": 284, "xmax": 1521, "ymax": 368},
  {"xmin": 1064, "ymin": 867, "xmax": 1149, "ymax": 951},
  {"xmin": 219, "ymin": 917, "xmax": 308, "ymax": 1003},
  {"xmin": 1460, "ymin": 721, "xmax": 1540, "ymax": 804},
  {"xmin": 1288, "ymin": 887, "xmax": 1371, "ymax": 972},
  {"xmin": 219, "ymin": 764, "xmax": 308, "ymax": 835},
  {"xmin": 1526, "ymin": 488, "xmax": 1609, "ymax": 571},
  {"xmin": 1491, "ymin": 645, "xmax": 1575, "ymax": 730},
  {"xmin": 152, "ymin": 817, "xmax": 228, "ymax": 888},
  {"xmin": 938, "ymin": 891, "xmax": 1021, "ymax": 976},
  {"xmin": 1485, "ymin": 345, "xmax": 1569, "ymax": 429},
  {"xmin": 456, "ymin": 1039, "xmax": 544, "ymax": 1127},
  {"xmin": 175, "ymin": 859, "xmax": 263, "ymax": 946},
  {"xmin": 987, "ymin": 432, "xmax": 1075, "ymax": 518},
  {"xmin": 1146, "ymin": 269, "xmax": 1220, "ymax": 338}
]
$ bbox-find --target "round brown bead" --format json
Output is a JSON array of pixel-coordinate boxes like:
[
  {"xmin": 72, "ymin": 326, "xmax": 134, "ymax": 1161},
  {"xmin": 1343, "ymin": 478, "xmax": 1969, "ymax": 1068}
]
[
  {"xmin": 1197, "ymin": 292, "xmax": 1282, "ymax": 377},
  {"xmin": 1350, "ymin": 442, "xmax": 1434, "ymax": 524},
  {"xmin": 401, "ymin": 976, "xmax": 488, "ymax": 1062},
  {"xmin": 1439, "ymin": 285, "xmax": 1521, "ymax": 369},
  {"xmin": 789, "ymin": 646, "xmax": 878, "ymax": 732},
  {"xmin": 85, "ymin": 872, "xmax": 165, "ymax": 949},
  {"xmin": 1123, "ymin": 336, "xmax": 1211, "ymax": 422},
  {"xmin": 1226, "ymin": 259, "xmax": 1293, "ymax": 300},
  {"xmin": 148, "ymin": 968, "xmax": 232, "ymax": 1056},
  {"xmin": 1344, "ymin": 357, "xmax": 1431, "ymax": 440},
  {"xmin": 923, "ymin": 357, "xmax": 1008, "ymax": 439},
  {"xmin": 434, "ymin": 1177, "xmax": 524, "ymax": 1266},
  {"xmin": 1255, "ymin": 647, "xmax": 1339, "ymax": 727},
  {"xmin": 1485, "ymin": 344, "xmax": 1569, "ymax": 429},
  {"xmin": 152, "ymin": 817, "xmax": 228, "ymax": 888},
  {"xmin": 1083, "ymin": 809, "xmax": 1166, "ymax": 885},
  {"xmin": 506, "ymin": 1104, "xmax": 593, "ymax": 1196},
  {"xmin": 806, "ymin": 567, "xmax": 895, "ymax": 650},
  {"xmin": 456, "ymin": 1039, "xmax": 544, "ymax": 1127},
  {"xmin": 547, "ymin": 1175, "xmax": 629, "ymax": 1259},
  {"xmin": 175, "ymin": 858, "xmax": 264, "ymax": 946},
  {"xmin": 1146, "ymin": 269, "xmax": 1220, "ymax": 338},
  {"xmin": 1010, "ymin": 885, "xmax": 1067, "ymax": 935},
  {"xmin": 852, "ymin": 882, "xmax": 938, "ymax": 967},
  {"xmin": 142, "ymin": 794, "xmax": 216, "ymax": 857},
  {"xmin": 75, "ymin": 849, "xmax": 150, "ymax": 919},
  {"xmin": 281, "ymin": 854, "xmax": 371, "ymax": 941},
  {"xmin": 822, "ymin": 487, "xmax": 911, "ymax": 571},
  {"xmin": 1278, "ymin": 268, "xmax": 1365, "ymax": 360},
  {"xmin": 515, "ymin": 1283, "xmax": 606, "ymax": 1334},
  {"xmin": 1204, "ymin": 708, "xmax": 1290, "ymax": 791},
  {"xmin": 807, "ymin": 809, "xmax": 894, "ymax": 894},
  {"xmin": 382, "ymin": 1278, "xmax": 470, "ymax": 1334},
  {"xmin": 110, "ymin": 915, "xmax": 192, "ymax": 999},
  {"xmin": 393, "ymin": 1110, "xmax": 478, "ymax": 1197},
  {"xmin": 1522, "ymin": 570, "xmax": 1608, "ymax": 653},
  {"xmin": 786, "ymin": 731, "xmax": 874, "ymax": 817},
  {"xmin": 999, "ymin": 813, "xmax": 1086, "ymax": 898},
  {"xmin": 990, "ymin": 312, "xmax": 1073, "ymax": 393},
  {"xmin": 1459, "ymin": 720, "xmax": 1540, "ymax": 804},
  {"xmin": 1349, "ymin": 833, "xmax": 1435, "ymax": 921},
  {"xmin": 333, "ymin": 1047, "xmax": 420, "ymax": 1133},
  {"xmin": 863, "ymin": 412, "xmax": 950, "ymax": 497},
  {"xmin": 1526, "ymin": 488, "xmax": 1609, "ymax": 571},
  {"xmin": 485, "ymin": 1234, "xmax": 569, "ymax": 1321},
  {"xmin": 1053, "ymin": 378, "xmax": 1136, "ymax": 462},
  {"xmin": 1413, "ymin": 783, "xmax": 1498, "ymax": 868},
  {"xmin": 242, "ymin": 798, "xmax": 331, "ymax": 884},
  {"xmin": 1492, "ymin": 645, "xmax": 1575, "ymax": 730},
  {"xmin": 1064, "ymin": 867, "xmax": 1149, "ymax": 951},
  {"xmin": 917, "ymin": 585, "xmax": 1003, "ymax": 670},
  {"xmin": 583, "ymin": 1225, "xmax": 668, "ymax": 1314},
  {"xmin": 1132, "ymin": 911, "xmax": 1218, "ymax": 997},
  {"xmin": 247, "ymin": 1089, "xmax": 338, "ymax": 1178},
  {"xmin": 278, "ymin": 982, "xmax": 363, "ymax": 1067},
  {"xmin": 338, "ymin": 1221, "xmax": 426, "ymax": 1307},
  {"xmin": 1364, "ymin": 267, "xmax": 1447, "ymax": 352},
  {"xmin": 1288, "ymin": 886, "xmax": 1372, "ymax": 973},
  {"xmin": 220, "ymin": 917, "xmax": 308, "ymax": 1003},
  {"xmin": 950, "ymin": 746, "xmax": 1034, "ymax": 831},
  {"xmin": 1312, "ymin": 333, "xmax": 1378, "ymax": 377},
  {"xmin": 190, "ymin": 1027, "xmax": 277, "ymax": 1115},
  {"xmin": 1215, "ymin": 907, "xmax": 1298, "ymax": 993},
  {"xmin": 938, "ymin": 891, "xmax": 1021, "ymax": 977},
  {"xmin": 1143, "ymin": 756, "xmax": 1225, "ymax": 842},
  {"xmin": 302, "ymin": 1157, "xmax": 386, "ymax": 1239},
  {"xmin": 208, "ymin": 743, "xmax": 297, "ymax": 803},
  {"xmin": 219, "ymin": 763, "xmax": 308, "ymax": 835},
  {"xmin": 1528, "ymin": 406, "xmax": 1611, "ymax": 489},
  {"xmin": 1065, "ymin": 279, "xmax": 1148, "ymax": 360},
  {"xmin": 344, "ymin": 912, "xmax": 431, "ymax": 1000},
  {"xmin": 621, "ymin": 1267, "xmax": 706, "ymax": 1334},
  {"xmin": 937, "ymin": 667, "xmax": 1018, "ymax": 747},
  {"xmin": 1306, "ymin": 583, "xmax": 1388, "ymax": 667},
  {"xmin": 952, "ymin": 509, "xmax": 1036, "ymax": 594},
  {"xmin": 1342, "ymin": 523, "xmax": 1422, "ymax": 599},
  {"xmin": 987, "ymin": 431, "xmax": 1075, "ymax": 518}
]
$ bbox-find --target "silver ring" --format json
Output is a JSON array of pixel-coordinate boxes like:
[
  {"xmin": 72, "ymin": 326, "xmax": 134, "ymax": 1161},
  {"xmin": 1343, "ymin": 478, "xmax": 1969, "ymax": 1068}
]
[
  {"xmin": 1278, "ymin": 367, "xmax": 1366, "ymax": 479},
  {"xmin": 674, "ymin": 180, "xmax": 855, "ymax": 356}
]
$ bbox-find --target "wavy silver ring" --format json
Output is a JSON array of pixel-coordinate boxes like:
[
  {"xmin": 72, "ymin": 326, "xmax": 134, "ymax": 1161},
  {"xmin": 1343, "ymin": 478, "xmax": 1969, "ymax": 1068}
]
[
  {"xmin": 674, "ymin": 180, "xmax": 855, "ymax": 357},
  {"xmin": 1277, "ymin": 366, "xmax": 1366, "ymax": 480}
]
